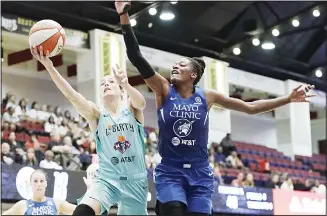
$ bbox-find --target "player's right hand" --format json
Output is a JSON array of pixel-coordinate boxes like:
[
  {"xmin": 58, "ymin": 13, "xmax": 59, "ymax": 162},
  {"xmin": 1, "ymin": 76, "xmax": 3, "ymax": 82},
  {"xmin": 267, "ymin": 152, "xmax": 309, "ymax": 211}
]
[
  {"xmin": 31, "ymin": 46, "xmax": 53, "ymax": 68},
  {"xmin": 114, "ymin": 0, "xmax": 131, "ymax": 15}
]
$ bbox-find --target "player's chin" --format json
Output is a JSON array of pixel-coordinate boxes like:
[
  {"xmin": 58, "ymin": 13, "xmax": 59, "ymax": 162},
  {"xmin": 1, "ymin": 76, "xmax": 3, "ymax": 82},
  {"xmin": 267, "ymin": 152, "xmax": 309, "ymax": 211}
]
[{"xmin": 170, "ymin": 77, "xmax": 179, "ymax": 85}]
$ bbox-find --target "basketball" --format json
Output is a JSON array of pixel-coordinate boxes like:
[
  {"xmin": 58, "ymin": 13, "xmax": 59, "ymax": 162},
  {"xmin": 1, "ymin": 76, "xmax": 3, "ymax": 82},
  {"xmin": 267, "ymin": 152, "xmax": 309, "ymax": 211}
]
[{"xmin": 28, "ymin": 20, "xmax": 66, "ymax": 57}]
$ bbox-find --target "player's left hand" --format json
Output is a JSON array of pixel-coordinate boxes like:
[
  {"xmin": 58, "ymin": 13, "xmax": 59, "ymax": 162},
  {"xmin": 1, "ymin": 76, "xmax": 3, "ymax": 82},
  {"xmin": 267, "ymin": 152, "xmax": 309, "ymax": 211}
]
[
  {"xmin": 288, "ymin": 84, "xmax": 316, "ymax": 102},
  {"xmin": 83, "ymin": 176, "xmax": 92, "ymax": 190},
  {"xmin": 113, "ymin": 64, "xmax": 129, "ymax": 89}
]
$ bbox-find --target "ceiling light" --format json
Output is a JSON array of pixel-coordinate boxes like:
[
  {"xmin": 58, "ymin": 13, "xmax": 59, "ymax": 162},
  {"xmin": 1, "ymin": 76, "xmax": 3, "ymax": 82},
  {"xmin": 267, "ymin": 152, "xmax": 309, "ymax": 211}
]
[
  {"xmin": 313, "ymin": 9, "xmax": 320, "ymax": 17},
  {"xmin": 292, "ymin": 19, "xmax": 300, "ymax": 27},
  {"xmin": 194, "ymin": 38, "xmax": 199, "ymax": 43},
  {"xmin": 149, "ymin": 7, "xmax": 157, "ymax": 16},
  {"xmin": 315, "ymin": 69, "xmax": 322, "ymax": 78},
  {"xmin": 160, "ymin": 12, "xmax": 175, "ymax": 20},
  {"xmin": 170, "ymin": 1, "xmax": 178, "ymax": 4},
  {"xmin": 148, "ymin": 23, "xmax": 153, "ymax": 28},
  {"xmin": 252, "ymin": 38, "xmax": 260, "ymax": 46},
  {"xmin": 272, "ymin": 28, "xmax": 280, "ymax": 37},
  {"xmin": 130, "ymin": 19, "xmax": 137, "ymax": 27},
  {"xmin": 261, "ymin": 42, "xmax": 275, "ymax": 50},
  {"xmin": 233, "ymin": 47, "xmax": 241, "ymax": 55}
]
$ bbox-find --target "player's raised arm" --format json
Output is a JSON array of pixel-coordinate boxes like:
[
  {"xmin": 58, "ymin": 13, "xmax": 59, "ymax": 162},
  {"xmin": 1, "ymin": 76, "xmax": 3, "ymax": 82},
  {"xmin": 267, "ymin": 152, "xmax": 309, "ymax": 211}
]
[
  {"xmin": 31, "ymin": 46, "xmax": 100, "ymax": 131},
  {"xmin": 115, "ymin": 1, "xmax": 170, "ymax": 98},
  {"xmin": 2, "ymin": 200, "xmax": 25, "ymax": 215},
  {"xmin": 206, "ymin": 84, "xmax": 316, "ymax": 115}
]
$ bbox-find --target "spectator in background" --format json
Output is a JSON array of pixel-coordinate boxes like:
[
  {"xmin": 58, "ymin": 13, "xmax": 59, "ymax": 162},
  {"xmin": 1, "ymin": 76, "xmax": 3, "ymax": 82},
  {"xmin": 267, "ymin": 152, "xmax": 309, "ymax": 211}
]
[
  {"xmin": 259, "ymin": 157, "xmax": 270, "ymax": 173},
  {"xmin": 13, "ymin": 147, "xmax": 25, "ymax": 164},
  {"xmin": 265, "ymin": 173, "xmax": 280, "ymax": 189},
  {"xmin": 44, "ymin": 115, "xmax": 58, "ymax": 133},
  {"xmin": 5, "ymin": 94, "xmax": 17, "ymax": 109},
  {"xmin": 2, "ymin": 121, "xmax": 10, "ymax": 131},
  {"xmin": 278, "ymin": 172, "xmax": 289, "ymax": 187},
  {"xmin": 25, "ymin": 132, "xmax": 44, "ymax": 162},
  {"xmin": 226, "ymin": 151, "xmax": 243, "ymax": 169},
  {"xmin": 64, "ymin": 110, "xmax": 71, "ymax": 121},
  {"xmin": 295, "ymin": 179, "xmax": 313, "ymax": 192},
  {"xmin": 39, "ymin": 150, "xmax": 63, "ymax": 170},
  {"xmin": 148, "ymin": 131, "xmax": 158, "ymax": 154},
  {"xmin": 2, "ymin": 106, "xmax": 20, "ymax": 124},
  {"xmin": 6, "ymin": 131, "xmax": 24, "ymax": 151},
  {"xmin": 220, "ymin": 133, "xmax": 235, "ymax": 156},
  {"xmin": 52, "ymin": 106, "xmax": 63, "ymax": 125},
  {"xmin": 27, "ymin": 101, "xmax": 39, "ymax": 121},
  {"xmin": 24, "ymin": 148, "xmax": 39, "ymax": 167},
  {"xmin": 213, "ymin": 165, "xmax": 224, "ymax": 185},
  {"xmin": 15, "ymin": 98, "xmax": 28, "ymax": 119},
  {"xmin": 47, "ymin": 132, "xmax": 64, "ymax": 153},
  {"xmin": 152, "ymin": 151, "xmax": 162, "ymax": 167},
  {"xmin": 1, "ymin": 142, "xmax": 14, "ymax": 165},
  {"xmin": 60, "ymin": 136, "xmax": 82, "ymax": 171},
  {"xmin": 78, "ymin": 146, "xmax": 92, "ymax": 170},
  {"xmin": 57, "ymin": 118, "xmax": 69, "ymax": 137},
  {"xmin": 244, "ymin": 173, "xmax": 255, "ymax": 187},
  {"xmin": 38, "ymin": 104, "xmax": 51, "ymax": 122},
  {"xmin": 231, "ymin": 172, "xmax": 244, "ymax": 187},
  {"xmin": 214, "ymin": 146, "xmax": 226, "ymax": 166},
  {"xmin": 280, "ymin": 176, "xmax": 294, "ymax": 191}
]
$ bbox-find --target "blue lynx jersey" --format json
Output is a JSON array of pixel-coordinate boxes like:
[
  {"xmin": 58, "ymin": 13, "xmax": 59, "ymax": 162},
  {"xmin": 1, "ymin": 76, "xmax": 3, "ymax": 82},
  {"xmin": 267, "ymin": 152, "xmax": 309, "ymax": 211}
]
[
  {"xmin": 157, "ymin": 85, "xmax": 209, "ymax": 163},
  {"xmin": 95, "ymin": 104, "xmax": 147, "ymax": 179},
  {"xmin": 24, "ymin": 197, "xmax": 58, "ymax": 215}
]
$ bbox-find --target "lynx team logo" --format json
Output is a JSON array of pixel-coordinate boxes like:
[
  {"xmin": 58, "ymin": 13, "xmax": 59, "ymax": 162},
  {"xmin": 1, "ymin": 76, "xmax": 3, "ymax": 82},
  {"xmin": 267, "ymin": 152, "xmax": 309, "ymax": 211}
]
[
  {"xmin": 173, "ymin": 119, "xmax": 195, "ymax": 138},
  {"xmin": 114, "ymin": 136, "xmax": 131, "ymax": 154}
]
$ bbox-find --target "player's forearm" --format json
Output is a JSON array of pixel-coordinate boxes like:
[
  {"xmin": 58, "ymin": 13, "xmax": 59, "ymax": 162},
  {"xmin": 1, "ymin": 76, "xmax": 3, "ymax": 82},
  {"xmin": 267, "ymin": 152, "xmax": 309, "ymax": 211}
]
[
  {"xmin": 45, "ymin": 65, "xmax": 80, "ymax": 103},
  {"xmin": 248, "ymin": 95, "xmax": 291, "ymax": 114},
  {"xmin": 123, "ymin": 83, "xmax": 146, "ymax": 110},
  {"xmin": 120, "ymin": 17, "xmax": 155, "ymax": 79}
]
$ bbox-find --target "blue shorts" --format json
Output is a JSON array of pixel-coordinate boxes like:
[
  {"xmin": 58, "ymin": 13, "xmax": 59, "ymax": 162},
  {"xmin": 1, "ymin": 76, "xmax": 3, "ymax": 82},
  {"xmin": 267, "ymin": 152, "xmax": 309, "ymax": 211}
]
[
  {"xmin": 154, "ymin": 159, "xmax": 214, "ymax": 214},
  {"xmin": 78, "ymin": 173, "xmax": 148, "ymax": 215}
]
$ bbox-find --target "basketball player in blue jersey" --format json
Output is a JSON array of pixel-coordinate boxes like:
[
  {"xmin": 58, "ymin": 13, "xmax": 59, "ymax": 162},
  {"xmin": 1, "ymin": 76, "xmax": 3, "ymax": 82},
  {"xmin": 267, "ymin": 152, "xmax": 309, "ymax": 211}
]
[
  {"xmin": 116, "ymin": 1, "xmax": 316, "ymax": 216},
  {"xmin": 31, "ymin": 46, "xmax": 148, "ymax": 215},
  {"xmin": 3, "ymin": 169, "xmax": 77, "ymax": 215}
]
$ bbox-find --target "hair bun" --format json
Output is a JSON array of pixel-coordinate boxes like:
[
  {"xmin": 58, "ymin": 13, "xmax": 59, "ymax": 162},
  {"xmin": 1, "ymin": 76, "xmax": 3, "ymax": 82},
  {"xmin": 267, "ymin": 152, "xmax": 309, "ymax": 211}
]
[{"xmin": 192, "ymin": 57, "xmax": 206, "ymax": 70}]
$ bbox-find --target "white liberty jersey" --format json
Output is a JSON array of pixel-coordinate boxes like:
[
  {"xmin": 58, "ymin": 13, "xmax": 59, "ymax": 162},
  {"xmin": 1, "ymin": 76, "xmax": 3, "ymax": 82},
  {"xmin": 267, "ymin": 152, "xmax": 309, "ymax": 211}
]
[{"xmin": 94, "ymin": 104, "xmax": 147, "ymax": 179}]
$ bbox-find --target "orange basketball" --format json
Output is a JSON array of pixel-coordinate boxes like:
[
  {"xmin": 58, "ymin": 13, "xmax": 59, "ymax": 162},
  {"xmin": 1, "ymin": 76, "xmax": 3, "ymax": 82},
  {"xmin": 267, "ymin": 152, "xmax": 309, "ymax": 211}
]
[{"xmin": 28, "ymin": 20, "xmax": 66, "ymax": 57}]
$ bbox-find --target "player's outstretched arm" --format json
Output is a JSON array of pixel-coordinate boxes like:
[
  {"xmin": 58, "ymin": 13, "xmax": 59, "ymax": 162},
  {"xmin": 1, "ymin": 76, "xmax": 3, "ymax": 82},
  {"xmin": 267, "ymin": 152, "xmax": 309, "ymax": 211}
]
[
  {"xmin": 55, "ymin": 199, "xmax": 77, "ymax": 215},
  {"xmin": 115, "ymin": 1, "xmax": 170, "ymax": 98},
  {"xmin": 30, "ymin": 46, "xmax": 100, "ymax": 129},
  {"xmin": 206, "ymin": 84, "xmax": 316, "ymax": 115},
  {"xmin": 3, "ymin": 200, "xmax": 25, "ymax": 215}
]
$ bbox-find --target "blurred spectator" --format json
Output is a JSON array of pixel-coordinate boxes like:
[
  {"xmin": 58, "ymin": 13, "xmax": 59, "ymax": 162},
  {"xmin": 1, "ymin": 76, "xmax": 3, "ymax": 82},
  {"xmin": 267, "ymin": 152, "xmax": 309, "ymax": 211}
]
[
  {"xmin": 39, "ymin": 150, "xmax": 62, "ymax": 170},
  {"xmin": 5, "ymin": 94, "xmax": 17, "ymax": 109},
  {"xmin": 244, "ymin": 173, "xmax": 255, "ymax": 187},
  {"xmin": 9, "ymin": 123, "xmax": 17, "ymax": 132},
  {"xmin": 47, "ymin": 132, "xmax": 63, "ymax": 152},
  {"xmin": 24, "ymin": 132, "xmax": 44, "ymax": 162},
  {"xmin": 214, "ymin": 146, "xmax": 226, "ymax": 166},
  {"xmin": 295, "ymin": 179, "xmax": 313, "ymax": 192},
  {"xmin": 64, "ymin": 110, "xmax": 71, "ymax": 121},
  {"xmin": 57, "ymin": 118, "xmax": 69, "ymax": 137},
  {"xmin": 265, "ymin": 173, "xmax": 279, "ymax": 189},
  {"xmin": 278, "ymin": 172, "xmax": 289, "ymax": 187},
  {"xmin": 44, "ymin": 115, "xmax": 58, "ymax": 133},
  {"xmin": 2, "ymin": 121, "xmax": 10, "ymax": 131},
  {"xmin": 220, "ymin": 133, "xmax": 236, "ymax": 156},
  {"xmin": 2, "ymin": 107, "xmax": 19, "ymax": 124},
  {"xmin": 38, "ymin": 104, "xmax": 51, "ymax": 122},
  {"xmin": 148, "ymin": 131, "xmax": 158, "ymax": 154},
  {"xmin": 281, "ymin": 176, "xmax": 294, "ymax": 191},
  {"xmin": 13, "ymin": 147, "xmax": 25, "ymax": 164},
  {"xmin": 1, "ymin": 142, "xmax": 14, "ymax": 165},
  {"xmin": 60, "ymin": 136, "xmax": 82, "ymax": 171},
  {"xmin": 226, "ymin": 151, "xmax": 243, "ymax": 169},
  {"xmin": 27, "ymin": 101, "xmax": 40, "ymax": 120},
  {"xmin": 213, "ymin": 165, "xmax": 224, "ymax": 185},
  {"xmin": 78, "ymin": 146, "xmax": 92, "ymax": 170},
  {"xmin": 259, "ymin": 157, "xmax": 271, "ymax": 173},
  {"xmin": 152, "ymin": 152, "xmax": 162, "ymax": 167},
  {"xmin": 52, "ymin": 106, "xmax": 63, "ymax": 125},
  {"xmin": 15, "ymin": 98, "xmax": 28, "ymax": 119},
  {"xmin": 6, "ymin": 131, "xmax": 24, "ymax": 151},
  {"xmin": 231, "ymin": 172, "xmax": 244, "ymax": 187},
  {"xmin": 24, "ymin": 148, "xmax": 39, "ymax": 167}
]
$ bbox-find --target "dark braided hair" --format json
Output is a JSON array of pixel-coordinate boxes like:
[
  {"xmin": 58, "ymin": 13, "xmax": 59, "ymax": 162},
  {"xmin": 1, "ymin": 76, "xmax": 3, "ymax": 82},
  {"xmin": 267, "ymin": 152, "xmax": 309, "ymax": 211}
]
[{"xmin": 187, "ymin": 57, "xmax": 206, "ymax": 85}]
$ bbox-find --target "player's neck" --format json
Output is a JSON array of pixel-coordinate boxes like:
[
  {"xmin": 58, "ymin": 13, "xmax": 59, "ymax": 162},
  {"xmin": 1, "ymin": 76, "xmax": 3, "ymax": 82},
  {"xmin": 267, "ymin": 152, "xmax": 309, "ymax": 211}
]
[
  {"xmin": 103, "ymin": 97, "xmax": 122, "ymax": 116},
  {"xmin": 174, "ymin": 83, "xmax": 194, "ymax": 99},
  {"xmin": 32, "ymin": 195, "xmax": 46, "ymax": 202}
]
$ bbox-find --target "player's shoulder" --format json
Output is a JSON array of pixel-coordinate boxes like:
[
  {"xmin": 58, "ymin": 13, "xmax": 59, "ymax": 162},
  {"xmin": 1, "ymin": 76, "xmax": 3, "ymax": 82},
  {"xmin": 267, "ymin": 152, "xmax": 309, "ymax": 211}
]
[{"xmin": 14, "ymin": 200, "xmax": 27, "ymax": 214}]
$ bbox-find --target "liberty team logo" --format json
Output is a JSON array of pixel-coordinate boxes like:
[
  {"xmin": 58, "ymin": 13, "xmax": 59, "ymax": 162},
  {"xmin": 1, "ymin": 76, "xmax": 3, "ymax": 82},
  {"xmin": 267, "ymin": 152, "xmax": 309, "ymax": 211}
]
[
  {"xmin": 173, "ymin": 119, "xmax": 195, "ymax": 138},
  {"xmin": 114, "ymin": 136, "xmax": 131, "ymax": 154}
]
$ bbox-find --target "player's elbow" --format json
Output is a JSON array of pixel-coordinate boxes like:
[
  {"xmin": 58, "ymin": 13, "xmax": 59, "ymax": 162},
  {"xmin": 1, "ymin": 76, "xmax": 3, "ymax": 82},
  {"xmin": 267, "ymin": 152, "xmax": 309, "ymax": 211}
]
[{"xmin": 245, "ymin": 104, "xmax": 257, "ymax": 115}]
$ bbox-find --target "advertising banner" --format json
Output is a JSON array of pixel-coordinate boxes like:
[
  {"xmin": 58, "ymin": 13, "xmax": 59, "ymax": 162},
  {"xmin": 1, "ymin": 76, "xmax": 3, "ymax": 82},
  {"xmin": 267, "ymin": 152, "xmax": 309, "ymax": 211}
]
[
  {"xmin": 1, "ymin": 14, "xmax": 89, "ymax": 49},
  {"xmin": 273, "ymin": 189, "xmax": 326, "ymax": 215},
  {"xmin": 1, "ymin": 164, "xmax": 156, "ymax": 209},
  {"xmin": 212, "ymin": 185, "xmax": 274, "ymax": 215}
]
